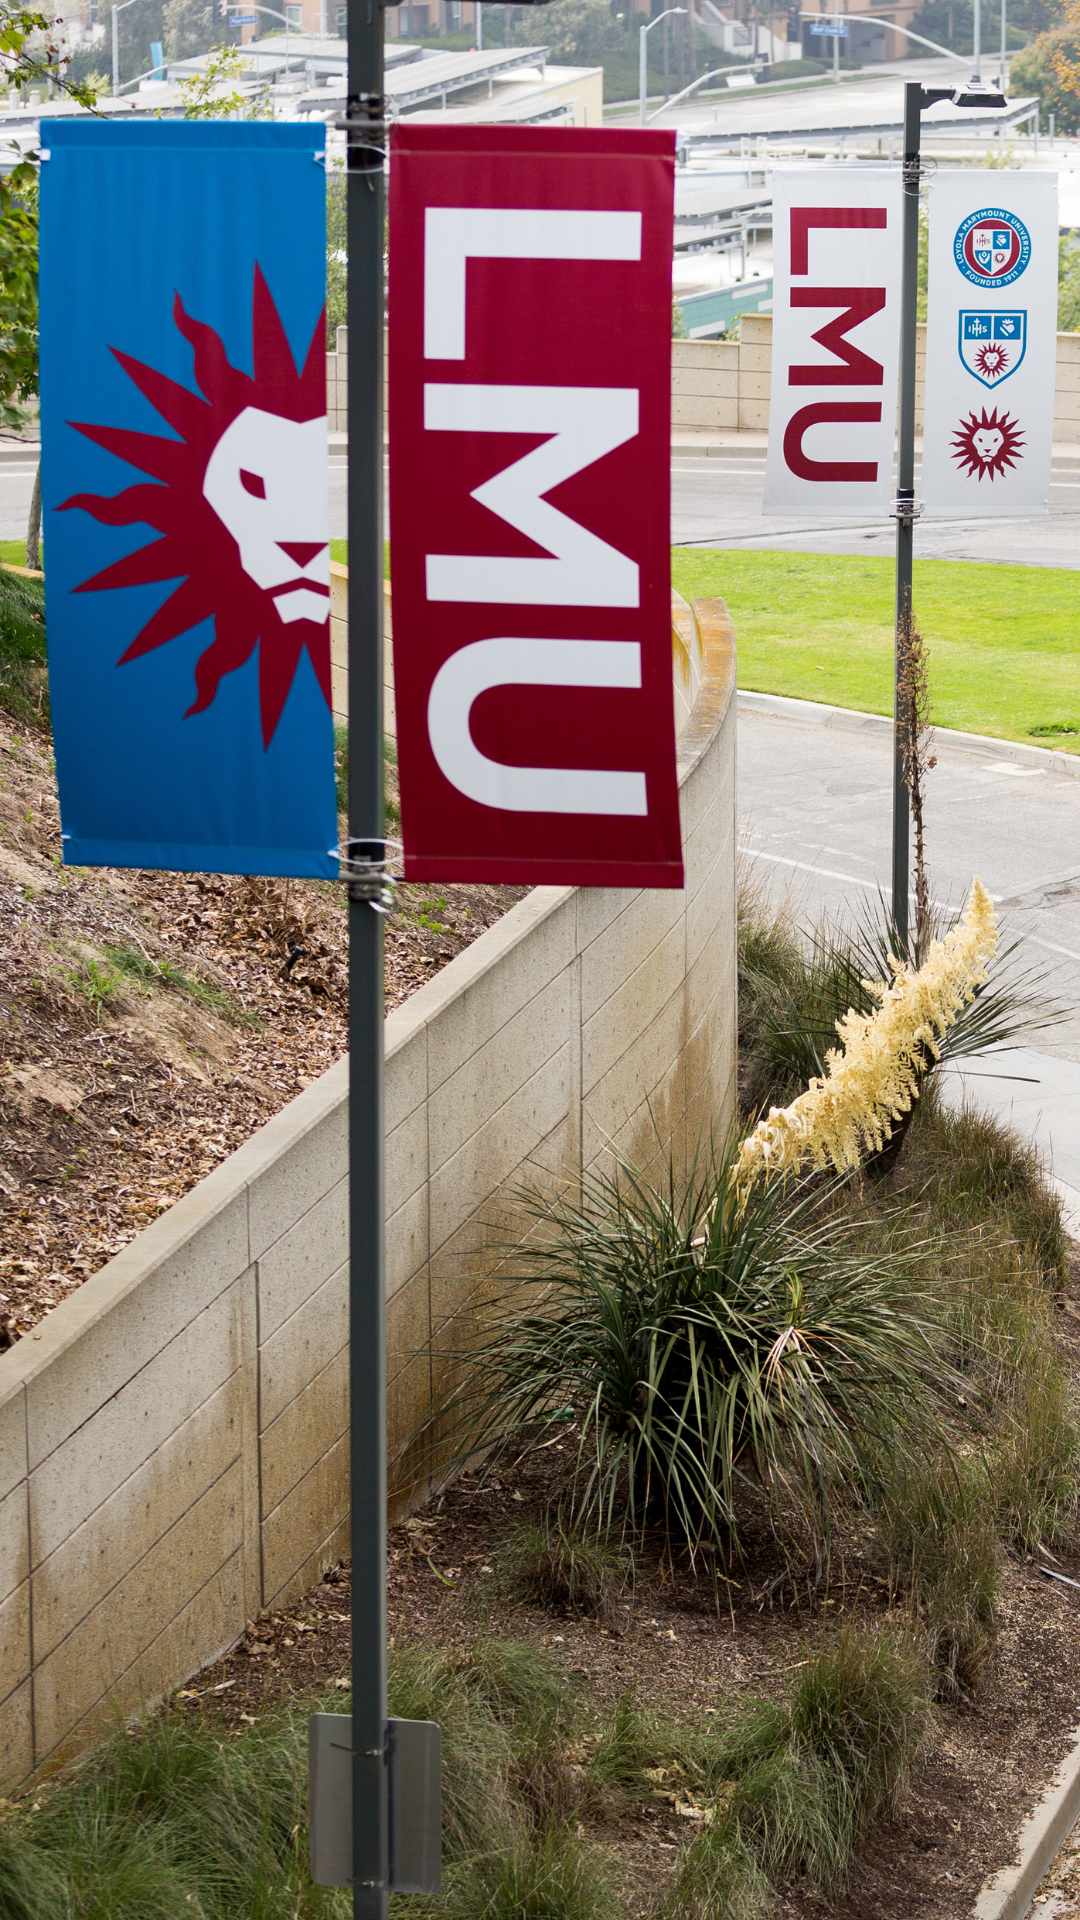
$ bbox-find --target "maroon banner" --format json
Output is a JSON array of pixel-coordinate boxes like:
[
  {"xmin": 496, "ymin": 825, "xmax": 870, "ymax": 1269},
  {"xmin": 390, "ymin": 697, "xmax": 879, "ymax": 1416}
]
[{"xmin": 387, "ymin": 125, "xmax": 683, "ymax": 889}]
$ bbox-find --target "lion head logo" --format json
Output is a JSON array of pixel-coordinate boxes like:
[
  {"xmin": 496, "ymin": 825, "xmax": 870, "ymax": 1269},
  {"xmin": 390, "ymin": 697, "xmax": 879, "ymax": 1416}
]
[
  {"xmin": 58, "ymin": 268, "xmax": 329, "ymax": 746},
  {"xmin": 950, "ymin": 406, "xmax": 1025, "ymax": 482}
]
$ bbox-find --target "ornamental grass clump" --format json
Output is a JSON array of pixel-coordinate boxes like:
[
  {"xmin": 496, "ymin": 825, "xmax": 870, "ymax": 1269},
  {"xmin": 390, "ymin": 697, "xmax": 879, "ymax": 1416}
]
[
  {"xmin": 426, "ymin": 1148, "xmax": 952, "ymax": 1553},
  {"xmin": 734, "ymin": 878, "xmax": 998, "ymax": 1197},
  {"xmin": 670, "ymin": 1625, "xmax": 931, "ymax": 1903}
]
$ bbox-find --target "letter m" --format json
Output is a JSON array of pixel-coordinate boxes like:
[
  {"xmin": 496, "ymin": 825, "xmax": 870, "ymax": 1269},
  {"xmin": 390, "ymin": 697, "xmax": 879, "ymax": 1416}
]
[{"xmin": 788, "ymin": 287, "xmax": 886, "ymax": 387}]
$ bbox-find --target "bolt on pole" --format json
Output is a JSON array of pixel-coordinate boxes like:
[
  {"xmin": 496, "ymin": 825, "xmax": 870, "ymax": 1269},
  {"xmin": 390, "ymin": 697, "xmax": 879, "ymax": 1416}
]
[
  {"xmin": 345, "ymin": 0, "xmax": 389, "ymax": 1910},
  {"xmin": 891, "ymin": 78, "xmax": 922, "ymax": 961}
]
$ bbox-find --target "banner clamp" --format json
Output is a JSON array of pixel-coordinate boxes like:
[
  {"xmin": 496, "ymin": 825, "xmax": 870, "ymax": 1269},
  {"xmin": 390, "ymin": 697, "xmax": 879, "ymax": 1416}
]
[{"xmin": 341, "ymin": 837, "xmax": 403, "ymax": 912}]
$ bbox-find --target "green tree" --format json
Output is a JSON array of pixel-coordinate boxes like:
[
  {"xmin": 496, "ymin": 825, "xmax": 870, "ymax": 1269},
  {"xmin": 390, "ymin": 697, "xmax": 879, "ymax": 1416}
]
[
  {"xmin": 1009, "ymin": 21, "xmax": 1080, "ymax": 128},
  {"xmin": 0, "ymin": 155, "xmax": 38, "ymax": 430},
  {"xmin": 164, "ymin": 0, "xmax": 213, "ymax": 62},
  {"xmin": 510, "ymin": 0, "xmax": 626, "ymax": 63}
]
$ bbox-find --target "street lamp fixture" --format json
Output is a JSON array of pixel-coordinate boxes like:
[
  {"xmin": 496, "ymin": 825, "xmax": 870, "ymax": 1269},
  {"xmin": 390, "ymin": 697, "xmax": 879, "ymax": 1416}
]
[{"xmin": 639, "ymin": 8, "xmax": 686, "ymax": 128}]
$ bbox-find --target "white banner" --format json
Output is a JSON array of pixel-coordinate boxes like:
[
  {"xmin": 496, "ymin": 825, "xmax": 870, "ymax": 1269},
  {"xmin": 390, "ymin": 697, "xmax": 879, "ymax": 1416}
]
[
  {"xmin": 764, "ymin": 167, "xmax": 902, "ymax": 516},
  {"xmin": 922, "ymin": 171, "xmax": 1058, "ymax": 518}
]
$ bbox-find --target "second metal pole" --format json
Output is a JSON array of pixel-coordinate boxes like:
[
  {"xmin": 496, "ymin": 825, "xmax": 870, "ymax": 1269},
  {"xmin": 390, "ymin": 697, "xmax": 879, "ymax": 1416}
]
[
  {"xmin": 346, "ymin": 0, "xmax": 389, "ymax": 1909},
  {"xmin": 892, "ymin": 79, "xmax": 922, "ymax": 960}
]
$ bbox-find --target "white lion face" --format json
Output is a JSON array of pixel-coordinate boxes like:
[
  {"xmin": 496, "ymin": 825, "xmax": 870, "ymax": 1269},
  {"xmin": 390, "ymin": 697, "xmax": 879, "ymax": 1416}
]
[
  {"xmin": 202, "ymin": 407, "xmax": 330, "ymax": 625},
  {"xmin": 973, "ymin": 427, "xmax": 1005, "ymax": 463}
]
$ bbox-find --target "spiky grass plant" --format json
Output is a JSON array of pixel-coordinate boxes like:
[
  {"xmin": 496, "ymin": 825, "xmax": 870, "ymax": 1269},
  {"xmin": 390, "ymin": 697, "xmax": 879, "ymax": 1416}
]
[
  {"xmin": 990, "ymin": 1353, "xmax": 1080, "ymax": 1552},
  {"xmin": 387, "ymin": 1644, "xmax": 516, "ymax": 1858},
  {"xmin": 0, "ymin": 1702, "xmax": 345, "ymax": 1920},
  {"xmin": 443, "ymin": 1826, "xmax": 618, "ymax": 1920},
  {"xmin": 674, "ymin": 1626, "xmax": 930, "ymax": 1902},
  {"xmin": 502, "ymin": 1521, "xmax": 632, "ymax": 1626},
  {"xmin": 875, "ymin": 1454, "xmax": 1000, "ymax": 1695},
  {"xmin": 426, "ymin": 1145, "xmax": 954, "ymax": 1556},
  {"xmin": 901, "ymin": 1087, "xmax": 1066, "ymax": 1285}
]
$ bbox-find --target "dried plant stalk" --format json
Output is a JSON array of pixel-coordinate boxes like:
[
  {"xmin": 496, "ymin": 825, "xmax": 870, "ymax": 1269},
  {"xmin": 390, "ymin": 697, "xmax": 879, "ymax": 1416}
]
[{"xmin": 898, "ymin": 604, "xmax": 936, "ymax": 965}]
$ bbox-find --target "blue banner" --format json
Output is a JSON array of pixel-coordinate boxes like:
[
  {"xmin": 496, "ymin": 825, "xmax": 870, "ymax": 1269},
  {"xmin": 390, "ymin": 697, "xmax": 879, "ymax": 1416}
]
[{"xmin": 40, "ymin": 122, "xmax": 338, "ymax": 878}]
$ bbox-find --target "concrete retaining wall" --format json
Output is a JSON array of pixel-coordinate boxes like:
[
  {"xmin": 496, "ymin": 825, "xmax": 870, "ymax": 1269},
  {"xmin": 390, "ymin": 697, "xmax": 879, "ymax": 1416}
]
[
  {"xmin": 667, "ymin": 316, "xmax": 1080, "ymax": 444},
  {"xmin": 0, "ymin": 596, "xmax": 736, "ymax": 1789},
  {"xmin": 327, "ymin": 319, "xmax": 1080, "ymax": 443}
]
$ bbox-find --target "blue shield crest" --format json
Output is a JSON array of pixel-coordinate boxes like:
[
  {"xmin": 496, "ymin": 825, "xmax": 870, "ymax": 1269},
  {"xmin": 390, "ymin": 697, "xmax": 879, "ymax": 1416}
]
[{"xmin": 958, "ymin": 310, "xmax": 1026, "ymax": 389}]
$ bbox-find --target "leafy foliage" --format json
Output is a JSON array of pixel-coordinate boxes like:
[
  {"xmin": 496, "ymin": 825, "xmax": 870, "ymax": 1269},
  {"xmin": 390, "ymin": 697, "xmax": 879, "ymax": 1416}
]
[
  {"xmin": 509, "ymin": 0, "xmax": 627, "ymax": 63},
  {"xmin": 0, "ymin": 155, "xmax": 38, "ymax": 429},
  {"xmin": 1061, "ymin": 229, "xmax": 1080, "ymax": 333},
  {"xmin": 0, "ymin": 2, "xmax": 96, "ymax": 103},
  {"xmin": 0, "ymin": 563, "xmax": 46, "ymax": 727},
  {"xmin": 1010, "ymin": 21, "xmax": 1080, "ymax": 132},
  {"xmin": 178, "ymin": 41, "xmax": 268, "ymax": 115}
]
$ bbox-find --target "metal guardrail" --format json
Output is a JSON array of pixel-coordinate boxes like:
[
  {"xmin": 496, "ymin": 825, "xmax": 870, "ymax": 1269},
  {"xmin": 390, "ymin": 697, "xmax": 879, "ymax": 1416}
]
[{"xmin": 678, "ymin": 276, "xmax": 773, "ymax": 337}]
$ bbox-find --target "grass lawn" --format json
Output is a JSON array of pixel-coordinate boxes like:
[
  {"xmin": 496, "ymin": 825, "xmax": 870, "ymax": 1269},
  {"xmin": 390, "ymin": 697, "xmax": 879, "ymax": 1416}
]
[
  {"xmin": 672, "ymin": 549, "xmax": 1080, "ymax": 752},
  {"xmin": 0, "ymin": 541, "xmax": 34, "ymax": 569}
]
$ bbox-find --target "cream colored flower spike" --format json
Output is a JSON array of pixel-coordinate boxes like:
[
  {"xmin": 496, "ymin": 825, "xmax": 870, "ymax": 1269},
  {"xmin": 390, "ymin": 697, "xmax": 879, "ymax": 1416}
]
[{"xmin": 733, "ymin": 878, "xmax": 998, "ymax": 1201}]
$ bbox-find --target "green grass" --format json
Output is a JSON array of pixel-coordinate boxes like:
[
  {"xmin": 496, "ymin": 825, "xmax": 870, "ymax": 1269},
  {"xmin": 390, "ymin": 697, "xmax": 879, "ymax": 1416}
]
[{"xmin": 671, "ymin": 549, "xmax": 1080, "ymax": 750}]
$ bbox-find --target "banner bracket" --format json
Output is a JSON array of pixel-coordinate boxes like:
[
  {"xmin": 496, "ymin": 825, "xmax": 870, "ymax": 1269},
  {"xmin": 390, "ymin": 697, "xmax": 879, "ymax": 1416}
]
[{"xmin": 341, "ymin": 838, "xmax": 402, "ymax": 911}]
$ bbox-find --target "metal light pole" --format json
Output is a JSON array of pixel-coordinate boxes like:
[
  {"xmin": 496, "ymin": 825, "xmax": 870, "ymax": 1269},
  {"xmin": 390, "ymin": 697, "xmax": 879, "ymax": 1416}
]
[
  {"xmin": 110, "ymin": 0, "xmax": 138, "ymax": 97},
  {"xmin": 970, "ymin": 0, "xmax": 980, "ymax": 82},
  {"xmin": 639, "ymin": 6, "xmax": 686, "ymax": 126},
  {"xmin": 345, "ymin": 0, "xmax": 389, "ymax": 1911},
  {"xmin": 892, "ymin": 80, "xmax": 921, "ymax": 958},
  {"xmin": 999, "ymin": 0, "xmax": 1006, "ymax": 91},
  {"xmin": 891, "ymin": 76, "xmax": 1004, "ymax": 953}
]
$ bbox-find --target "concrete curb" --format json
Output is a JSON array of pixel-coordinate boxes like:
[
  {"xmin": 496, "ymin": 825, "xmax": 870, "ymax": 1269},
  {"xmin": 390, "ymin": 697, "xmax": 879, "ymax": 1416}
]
[
  {"xmin": 974, "ymin": 1726, "xmax": 1080, "ymax": 1919},
  {"xmin": 737, "ymin": 689, "xmax": 1080, "ymax": 781}
]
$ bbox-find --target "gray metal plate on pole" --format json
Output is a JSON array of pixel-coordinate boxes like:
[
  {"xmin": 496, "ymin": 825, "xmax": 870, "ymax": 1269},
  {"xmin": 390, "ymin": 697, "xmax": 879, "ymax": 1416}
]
[{"xmin": 310, "ymin": 1714, "xmax": 442, "ymax": 1893}]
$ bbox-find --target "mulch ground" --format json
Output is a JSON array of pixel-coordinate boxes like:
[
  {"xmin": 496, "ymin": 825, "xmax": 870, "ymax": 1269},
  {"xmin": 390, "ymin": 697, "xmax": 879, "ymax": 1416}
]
[
  {"xmin": 181, "ymin": 1388, "xmax": 1080, "ymax": 1920},
  {"xmin": 0, "ymin": 712, "xmax": 523, "ymax": 1343}
]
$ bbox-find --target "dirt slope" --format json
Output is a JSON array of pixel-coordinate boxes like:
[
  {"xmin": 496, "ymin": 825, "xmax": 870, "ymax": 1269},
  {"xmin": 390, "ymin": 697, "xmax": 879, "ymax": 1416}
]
[{"xmin": 0, "ymin": 710, "xmax": 522, "ymax": 1346}]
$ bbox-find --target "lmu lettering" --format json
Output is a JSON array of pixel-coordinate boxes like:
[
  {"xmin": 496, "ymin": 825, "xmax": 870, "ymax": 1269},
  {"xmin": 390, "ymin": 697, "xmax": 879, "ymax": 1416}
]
[{"xmin": 784, "ymin": 206, "xmax": 887, "ymax": 484}]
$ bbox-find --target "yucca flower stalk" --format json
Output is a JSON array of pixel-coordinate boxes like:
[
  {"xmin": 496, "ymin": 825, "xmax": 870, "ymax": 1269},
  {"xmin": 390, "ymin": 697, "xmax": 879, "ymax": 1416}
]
[{"xmin": 734, "ymin": 879, "xmax": 998, "ymax": 1198}]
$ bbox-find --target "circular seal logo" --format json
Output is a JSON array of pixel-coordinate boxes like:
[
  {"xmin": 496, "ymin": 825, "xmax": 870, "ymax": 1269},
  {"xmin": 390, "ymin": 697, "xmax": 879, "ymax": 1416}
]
[{"xmin": 954, "ymin": 207, "xmax": 1031, "ymax": 288}]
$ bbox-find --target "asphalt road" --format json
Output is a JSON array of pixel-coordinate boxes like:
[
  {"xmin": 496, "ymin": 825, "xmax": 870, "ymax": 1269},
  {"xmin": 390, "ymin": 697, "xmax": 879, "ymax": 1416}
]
[
  {"xmin": 673, "ymin": 443, "xmax": 1080, "ymax": 567},
  {"xmin": 739, "ymin": 699, "xmax": 1080, "ymax": 1197},
  {"xmin": 10, "ymin": 443, "xmax": 1075, "ymax": 564}
]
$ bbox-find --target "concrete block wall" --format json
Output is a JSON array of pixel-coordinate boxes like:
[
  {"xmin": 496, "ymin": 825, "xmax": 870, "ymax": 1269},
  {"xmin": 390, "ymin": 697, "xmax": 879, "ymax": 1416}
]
[
  {"xmin": 671, "ymin": 339, "xmax": 739, "ymax": 432},
  {"xmin": 331, "ymin": 321, "xmax": 1080, "ymax": 444},
  {"xmin": 329, "ymin": 566, "xmax": 396, "ymax": 738},
  {"xmin": 0, "ymin": 597, "xmax": 736, "ymax": 1790},
  {"xmin": 671, "ymin": 316, "xmax": 1080, "ymax": 443},
  {"xmin": 1056, "ymin": 330, "xmax": 1080, "ymax": 444}
]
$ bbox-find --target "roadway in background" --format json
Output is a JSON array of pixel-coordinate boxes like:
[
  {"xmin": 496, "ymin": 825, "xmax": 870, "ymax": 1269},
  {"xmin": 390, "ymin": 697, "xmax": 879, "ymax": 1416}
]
[
  {"xmin": 738, "ymin": 701, "xmax": 1080, "ymax": 1198},
  {"xmin": 672, "ymin": 443, "xmax": 1080, "ymax": 566}
]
